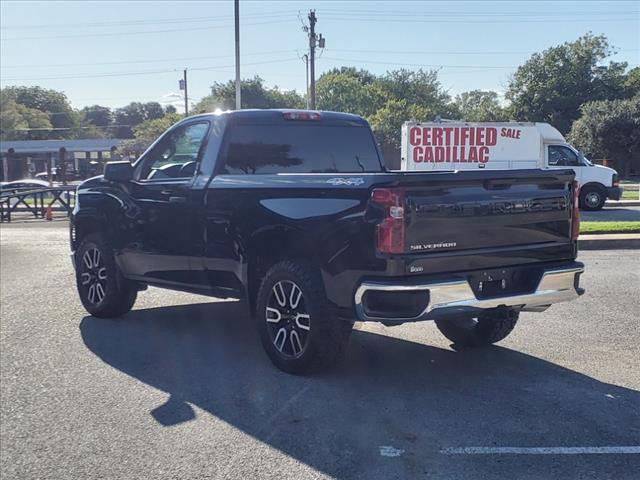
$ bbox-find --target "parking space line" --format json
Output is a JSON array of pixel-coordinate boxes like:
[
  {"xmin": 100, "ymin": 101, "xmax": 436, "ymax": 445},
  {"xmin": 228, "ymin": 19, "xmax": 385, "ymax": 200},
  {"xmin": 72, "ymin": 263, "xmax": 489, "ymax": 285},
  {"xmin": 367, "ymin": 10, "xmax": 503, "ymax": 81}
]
[{"xmin": 440, "ymin": 446, "xmax": 640, "ymax": 455}]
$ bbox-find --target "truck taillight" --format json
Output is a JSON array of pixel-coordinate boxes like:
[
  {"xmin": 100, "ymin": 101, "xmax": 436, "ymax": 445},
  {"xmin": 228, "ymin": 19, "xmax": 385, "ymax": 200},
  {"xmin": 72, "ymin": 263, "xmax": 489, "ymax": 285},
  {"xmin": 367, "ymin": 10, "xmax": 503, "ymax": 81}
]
[
  {"xmin": 283, "ymin": 111, "xmax": 321, "ymax": 121},
  {"xmin": 371, "ymin": 188, "xmax": 405, "ymax": 254},
  {"xmin": 571, "ymin": 180, "xmax": 580, "ymax": 241},
  {"xmin": 612, "ymin": 173, "xmax": 619, "ymax": 187}
]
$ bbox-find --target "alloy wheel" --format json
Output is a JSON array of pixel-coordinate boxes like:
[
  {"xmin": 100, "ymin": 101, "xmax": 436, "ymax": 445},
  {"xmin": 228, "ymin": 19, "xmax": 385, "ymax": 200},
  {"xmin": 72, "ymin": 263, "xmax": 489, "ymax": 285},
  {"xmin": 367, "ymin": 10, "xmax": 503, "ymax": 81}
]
[
  {"xmin": 585, "ymin": 191, "xmax": 602, "ymax": 208},
  {"xmin": 265, "ymin": 280, "xmax": 311, "ymax": 358},
  {"xmin": 80, "ymin": 247, "xmax": 108, "ymax": 305}
]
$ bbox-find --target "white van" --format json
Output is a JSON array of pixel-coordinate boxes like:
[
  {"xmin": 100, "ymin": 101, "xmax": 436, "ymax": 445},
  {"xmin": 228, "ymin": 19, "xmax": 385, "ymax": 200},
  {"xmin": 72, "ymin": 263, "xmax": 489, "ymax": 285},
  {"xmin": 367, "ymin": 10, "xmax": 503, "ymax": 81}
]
[{"xmin": 400, "ymin": 121, "xmax": 621, "ymax": 210}]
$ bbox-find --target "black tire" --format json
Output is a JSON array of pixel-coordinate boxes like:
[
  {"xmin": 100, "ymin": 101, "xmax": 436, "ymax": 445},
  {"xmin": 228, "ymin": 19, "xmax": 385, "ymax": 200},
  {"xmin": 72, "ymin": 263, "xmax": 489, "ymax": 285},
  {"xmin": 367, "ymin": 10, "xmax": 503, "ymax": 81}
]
[
  {"xmin": 579, "ymin": 185, "xmax": 606, "ymax": 211},
  {"xmin": 75, "ymin": 233, "xmax": 137, "ymax": 318},
  {"xmin": 435, "ymin": 309, "xmax": 519, "ymax": 347},
  {"xmin": 255, "ymin": 260, "xmax": 352, "ymax": 375}
]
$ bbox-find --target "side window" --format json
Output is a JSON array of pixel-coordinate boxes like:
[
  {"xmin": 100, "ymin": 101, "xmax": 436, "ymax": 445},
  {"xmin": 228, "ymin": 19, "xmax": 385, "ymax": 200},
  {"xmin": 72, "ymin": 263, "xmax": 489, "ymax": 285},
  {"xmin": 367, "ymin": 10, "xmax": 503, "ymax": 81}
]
[
  {"xmin": 548, "ymin": 146, "xmax": 580, "ymax": 167},
  {"xmin": 139, "ymin": 122, "xmax": 209, "ymax": 180}
]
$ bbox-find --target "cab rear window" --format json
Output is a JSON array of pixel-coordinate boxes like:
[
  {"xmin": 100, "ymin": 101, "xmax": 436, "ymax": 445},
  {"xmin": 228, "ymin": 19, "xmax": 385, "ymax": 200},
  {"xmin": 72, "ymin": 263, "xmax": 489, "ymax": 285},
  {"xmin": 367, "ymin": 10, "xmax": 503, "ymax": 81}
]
[{"xmin": 220, "ymin": 124, "xmax": 382, "ymax": 174}]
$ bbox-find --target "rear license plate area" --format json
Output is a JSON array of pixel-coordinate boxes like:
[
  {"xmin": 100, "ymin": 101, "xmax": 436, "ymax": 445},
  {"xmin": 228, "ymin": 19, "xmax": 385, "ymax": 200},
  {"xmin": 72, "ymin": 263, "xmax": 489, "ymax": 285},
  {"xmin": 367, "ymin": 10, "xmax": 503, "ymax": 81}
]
[{"xmin": 468, "ymin": 266, "xmax": 543, "ymax": 299}]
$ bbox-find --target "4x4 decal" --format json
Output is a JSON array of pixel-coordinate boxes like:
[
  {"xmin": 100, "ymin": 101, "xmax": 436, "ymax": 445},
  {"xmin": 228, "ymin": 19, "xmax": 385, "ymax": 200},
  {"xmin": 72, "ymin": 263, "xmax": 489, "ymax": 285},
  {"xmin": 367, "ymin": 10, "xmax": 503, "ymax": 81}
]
[{"xmin": 326, "ymin": 177, "xmax": 365, "ymax": 186}]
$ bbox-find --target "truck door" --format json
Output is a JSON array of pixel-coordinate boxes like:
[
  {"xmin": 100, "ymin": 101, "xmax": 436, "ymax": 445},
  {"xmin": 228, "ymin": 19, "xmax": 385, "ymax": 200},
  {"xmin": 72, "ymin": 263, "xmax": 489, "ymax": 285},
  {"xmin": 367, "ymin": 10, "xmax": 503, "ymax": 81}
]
[
  {"xmin": 546, "ymin": 145, "xmax": 583, "ymax": 184},
  {"xmin": 120, "ymin": 121, "xmax": 210, "ymax": 287}
]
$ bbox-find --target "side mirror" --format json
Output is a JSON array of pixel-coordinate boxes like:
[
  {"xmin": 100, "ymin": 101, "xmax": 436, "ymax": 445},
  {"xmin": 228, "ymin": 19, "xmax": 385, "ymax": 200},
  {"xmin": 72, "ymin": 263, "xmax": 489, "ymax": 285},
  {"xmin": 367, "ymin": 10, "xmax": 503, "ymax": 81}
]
[{"xmin": 104, "ymin": 161, "xmax": 133, "ymax": 182}]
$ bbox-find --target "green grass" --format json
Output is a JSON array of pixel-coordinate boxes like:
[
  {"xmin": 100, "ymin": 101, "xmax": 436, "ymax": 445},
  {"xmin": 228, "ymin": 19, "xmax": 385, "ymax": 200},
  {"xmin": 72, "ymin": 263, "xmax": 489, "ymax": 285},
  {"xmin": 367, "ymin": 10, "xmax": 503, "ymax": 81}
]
[
  {"xmin": 580, "ymin": 221, "xmax": 640, "ymax": 234},
  {"xmin": 621, "ymin": 188, "xmax": 639, "ymax": 200}
]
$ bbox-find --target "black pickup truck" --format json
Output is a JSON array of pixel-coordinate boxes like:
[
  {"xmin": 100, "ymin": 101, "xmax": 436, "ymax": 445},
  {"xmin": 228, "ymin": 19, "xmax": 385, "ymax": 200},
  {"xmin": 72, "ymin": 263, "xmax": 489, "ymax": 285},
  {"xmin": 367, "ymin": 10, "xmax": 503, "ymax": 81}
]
[{"xmin": 70, "ymin": 109, "xmax": 584, "ymax": 374}]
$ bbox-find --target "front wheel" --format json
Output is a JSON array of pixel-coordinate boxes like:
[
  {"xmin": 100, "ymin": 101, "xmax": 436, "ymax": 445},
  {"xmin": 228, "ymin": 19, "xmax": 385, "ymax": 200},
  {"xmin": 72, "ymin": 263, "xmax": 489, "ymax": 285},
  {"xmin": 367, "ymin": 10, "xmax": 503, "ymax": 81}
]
[
  {"xmin": 75, "ymin": 234, "xmax": 137, "ymax": 318},
  {"xmin": 435, "ymin": 309, "xmax": 519, "ymax": 347},
  {"xmin": 255, "ymin": 260, "xmax": 352, "ymax": 375},
  {"xmin": 580, "ymin": 186, "xmax": 606, "ymax": 211}
]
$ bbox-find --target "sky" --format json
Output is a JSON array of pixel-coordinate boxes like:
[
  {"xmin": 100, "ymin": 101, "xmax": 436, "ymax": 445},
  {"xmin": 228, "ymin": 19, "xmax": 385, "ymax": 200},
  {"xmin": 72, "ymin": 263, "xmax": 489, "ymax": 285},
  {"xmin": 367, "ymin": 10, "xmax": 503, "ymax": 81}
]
[{"xmin": 1, "ymin": 0, "xmax": 639, "ymax": 112}]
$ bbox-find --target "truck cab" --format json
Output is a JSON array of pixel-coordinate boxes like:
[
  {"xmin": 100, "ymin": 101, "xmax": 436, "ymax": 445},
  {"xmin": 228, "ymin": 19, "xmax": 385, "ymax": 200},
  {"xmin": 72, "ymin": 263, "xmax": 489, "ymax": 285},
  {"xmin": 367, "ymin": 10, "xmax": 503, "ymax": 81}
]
[{"xmin": 545, "ymin": 142, "xmax": 621, "ymax": 210}]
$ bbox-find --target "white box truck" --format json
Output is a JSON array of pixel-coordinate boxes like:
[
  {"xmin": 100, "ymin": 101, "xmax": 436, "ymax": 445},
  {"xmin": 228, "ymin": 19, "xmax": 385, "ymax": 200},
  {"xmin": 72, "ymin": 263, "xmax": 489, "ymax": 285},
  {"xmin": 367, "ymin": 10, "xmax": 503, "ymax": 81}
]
[{"xmin": 400, "ymin": 121, "xmax": 622, "ymax": 210}]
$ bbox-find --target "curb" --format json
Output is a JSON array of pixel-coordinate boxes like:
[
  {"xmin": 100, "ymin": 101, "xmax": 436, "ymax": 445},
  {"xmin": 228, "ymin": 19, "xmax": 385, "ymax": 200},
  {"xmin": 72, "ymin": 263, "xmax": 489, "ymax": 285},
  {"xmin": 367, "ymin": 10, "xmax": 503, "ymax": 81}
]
[
  {"xmin": 578, "ymin": 234, "xmax": 640, "ymax": 250},
  {"xmin": 606, "ymin": 200, "xmax": 640, "ymax": 207}
]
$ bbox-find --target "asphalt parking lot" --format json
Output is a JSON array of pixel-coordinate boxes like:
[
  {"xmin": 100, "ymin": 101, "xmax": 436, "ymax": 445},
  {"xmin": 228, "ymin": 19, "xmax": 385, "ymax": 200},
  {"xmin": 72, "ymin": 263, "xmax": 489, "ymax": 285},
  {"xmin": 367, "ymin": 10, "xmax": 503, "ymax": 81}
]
[{"xmin": 1, "ymin": 221, "xmax": 639, "ymax": 480}]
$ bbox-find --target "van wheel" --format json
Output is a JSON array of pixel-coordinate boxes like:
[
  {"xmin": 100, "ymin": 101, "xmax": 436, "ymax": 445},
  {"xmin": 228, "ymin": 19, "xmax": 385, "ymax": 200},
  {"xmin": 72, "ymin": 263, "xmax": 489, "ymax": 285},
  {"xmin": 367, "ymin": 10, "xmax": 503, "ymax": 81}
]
[
  {"xmin": 435, "ymin": 309, "xmax": 518, "ymax": 347},
  {"xmin": 75, "ymin": 234, "xmax": 137, "ymax": 318},
  {"xmin": 580, "ymin": 186, "xmax": 606, "ymax": 211},
  {"xmin": 255, "ymin": 260, "xmax": 352, "ymax": 375}
]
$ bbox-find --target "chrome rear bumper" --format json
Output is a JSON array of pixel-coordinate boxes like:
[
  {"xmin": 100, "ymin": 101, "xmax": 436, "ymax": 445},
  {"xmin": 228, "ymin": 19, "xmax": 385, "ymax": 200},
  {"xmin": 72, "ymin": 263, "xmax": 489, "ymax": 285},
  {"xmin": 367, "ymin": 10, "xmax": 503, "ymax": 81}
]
[{"xmin": 354, "ymin": 265, "xmax": 584, "ymax": 323}]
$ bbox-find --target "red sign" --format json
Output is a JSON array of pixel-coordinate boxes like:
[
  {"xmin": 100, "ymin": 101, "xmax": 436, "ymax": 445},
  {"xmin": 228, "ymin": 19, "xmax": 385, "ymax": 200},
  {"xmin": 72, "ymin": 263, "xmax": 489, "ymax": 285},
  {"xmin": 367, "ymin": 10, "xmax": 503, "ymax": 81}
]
[{"xmin": 409, "ymin": 126, "xmax": 498, "ymax": 164}]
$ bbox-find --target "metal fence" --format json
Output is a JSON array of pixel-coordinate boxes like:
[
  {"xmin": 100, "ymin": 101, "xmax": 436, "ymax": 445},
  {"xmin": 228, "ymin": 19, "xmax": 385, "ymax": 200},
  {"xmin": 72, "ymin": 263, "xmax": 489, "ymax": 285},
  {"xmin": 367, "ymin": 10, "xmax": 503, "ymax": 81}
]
[{"xmin": 0, "ymin": 186, "xmax": 76, "ymax": 222}]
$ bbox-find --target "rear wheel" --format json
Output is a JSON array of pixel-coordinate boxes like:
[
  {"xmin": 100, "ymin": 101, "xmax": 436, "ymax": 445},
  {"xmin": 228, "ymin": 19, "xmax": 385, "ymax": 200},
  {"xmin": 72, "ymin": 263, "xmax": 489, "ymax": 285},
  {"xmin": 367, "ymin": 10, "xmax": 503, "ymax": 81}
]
[
  {"xmin": 75, "ymin": 234, "xmax": 137, "ymax": 318},
  {"xmin": 435, "ymin": 309, "xmax": 518, "ymax": 347},
  {"xmin": 255, "ymin": 260, "xmax": 352, "ymax": 374},
  {"xmin": 580, "ymin": 185, "xmax": 606, "ymax": 211}
]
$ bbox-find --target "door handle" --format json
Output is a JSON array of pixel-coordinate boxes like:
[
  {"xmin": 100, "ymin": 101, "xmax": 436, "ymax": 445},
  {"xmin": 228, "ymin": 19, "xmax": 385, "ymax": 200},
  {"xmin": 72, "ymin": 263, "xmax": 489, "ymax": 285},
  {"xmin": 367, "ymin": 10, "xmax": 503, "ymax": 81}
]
[{"xmin": 169, "ymin": 196, "xmax": 187, "ymax": 204}]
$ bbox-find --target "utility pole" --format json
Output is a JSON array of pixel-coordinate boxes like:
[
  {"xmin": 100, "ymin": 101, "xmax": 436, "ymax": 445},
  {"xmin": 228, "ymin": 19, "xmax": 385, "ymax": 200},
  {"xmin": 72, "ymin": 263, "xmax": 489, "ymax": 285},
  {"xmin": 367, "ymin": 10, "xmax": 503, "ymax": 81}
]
[
  {"xmin": 308, "ymin": 10, "xmax": 317, "ymax": 109},
  {"xmin": 183, "ymin": 69, "xmax": 189, "ymax": 116},
  {"xmin": 234, "ymin": 0, "xmax": 241, "ymax": 109},
  {"xmin": 303, "ymin": 54, "xmax": 309, "ymax": 109},
  {"xmin": 304, "ymin": 10, "xmax": 324, "ymax": 109}
]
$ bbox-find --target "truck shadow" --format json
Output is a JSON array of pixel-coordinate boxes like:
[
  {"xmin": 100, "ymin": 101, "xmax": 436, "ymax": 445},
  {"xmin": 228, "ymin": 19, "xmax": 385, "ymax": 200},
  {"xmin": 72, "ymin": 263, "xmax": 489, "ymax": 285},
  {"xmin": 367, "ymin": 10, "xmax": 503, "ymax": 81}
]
[{"xmin": 80, "ymin": 301, "xmax": 640, "ymax": 478}]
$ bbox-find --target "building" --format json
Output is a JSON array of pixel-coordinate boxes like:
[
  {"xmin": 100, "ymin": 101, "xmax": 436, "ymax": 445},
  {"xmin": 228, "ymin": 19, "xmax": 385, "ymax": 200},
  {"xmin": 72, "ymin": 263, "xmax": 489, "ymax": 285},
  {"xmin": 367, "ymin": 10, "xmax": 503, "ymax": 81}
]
[{"xmin": 0, "ymin": 138, "xmax": 125, "ymax": 182}]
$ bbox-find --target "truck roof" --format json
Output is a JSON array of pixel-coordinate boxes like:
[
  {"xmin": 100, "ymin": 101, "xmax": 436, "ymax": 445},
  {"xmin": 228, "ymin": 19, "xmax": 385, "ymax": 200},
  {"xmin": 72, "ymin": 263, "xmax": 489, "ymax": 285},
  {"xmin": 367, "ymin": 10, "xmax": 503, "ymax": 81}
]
[{"xmin": 187, "ymin": 109, "xmax": 368, "ymax": 125}]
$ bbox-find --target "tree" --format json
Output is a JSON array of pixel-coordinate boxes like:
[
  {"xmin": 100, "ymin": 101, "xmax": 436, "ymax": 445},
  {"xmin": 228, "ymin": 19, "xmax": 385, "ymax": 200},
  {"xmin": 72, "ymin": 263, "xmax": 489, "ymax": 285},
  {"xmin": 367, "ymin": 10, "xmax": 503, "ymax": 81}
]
[
  {"xmin": 193, "ymin": 76, "xmax": 304, "ymax": 112},
  {"xmin": 0, "ymin": 95, "xmax": 52, "ymax": 140},
  {"xmin": 624, "ymin": 67, "xmax": 640, "ymax": 97},
  {"xmin": 506, "ymin": 33, "xmax": 628, "ymax": 134},
  {"xmin": 453, "ymin": 90, "xmax": 505, "ymax": 122},
  {"xmin": 317, "ymin": 69, "xmax": 386, "ymax": 117},
  {"xmin": 375, "ymin": 69, "xmax": 451, "ymax": 114},
  {"xmin": 368, "ymin": 98, "xmax": 439, "ymax": 169},
  {"xmin": 143, "ymin": 102, "xmax": 165, "ymax": 120},
  {"xmin": 2, "ymin": 85, "xmax": 80, "ymax": 139},
  {"xmin": 113, "ymin": 101, "xmax": 168, "ymax": 138},
  {"xmin": 82, "ymin": 105, "xmax": 113, "ymax": 127},
  {"xmin": 569, "ymin": 95, "xmax": 640, "ymax": 176},
  {"xmin": 119, "ymin": 112, "xmax": 182, "ymax": 156}
]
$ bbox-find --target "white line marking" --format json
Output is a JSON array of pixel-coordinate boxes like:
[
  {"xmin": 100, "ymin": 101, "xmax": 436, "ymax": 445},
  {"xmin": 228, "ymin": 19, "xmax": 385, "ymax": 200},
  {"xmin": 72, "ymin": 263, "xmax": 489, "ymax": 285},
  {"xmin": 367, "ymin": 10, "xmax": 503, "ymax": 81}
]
[
  {"xmin": 441, "ymin": 446, "xmax": 640, "ymax": 455},
  {"xmin": 380, "ymin": 446, "xmax": 405, "ymax": 457}
]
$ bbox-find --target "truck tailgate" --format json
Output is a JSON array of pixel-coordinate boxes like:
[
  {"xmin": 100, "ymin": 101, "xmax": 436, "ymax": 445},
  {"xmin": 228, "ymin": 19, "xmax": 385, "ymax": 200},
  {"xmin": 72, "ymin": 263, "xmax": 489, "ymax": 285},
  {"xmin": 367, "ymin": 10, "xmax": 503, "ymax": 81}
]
[{"xmin": 400, "ymin": 170, "xmax": 574, "ymax": 254}]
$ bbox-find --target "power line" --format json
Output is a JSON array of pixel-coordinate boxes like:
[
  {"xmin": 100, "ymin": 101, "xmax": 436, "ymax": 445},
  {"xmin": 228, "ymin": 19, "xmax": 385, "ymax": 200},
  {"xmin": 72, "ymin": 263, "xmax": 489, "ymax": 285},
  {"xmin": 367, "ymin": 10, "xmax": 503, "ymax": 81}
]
[
  {"xmin": 319, "ymin": 57, "xmax": 516, "ymax": 69},
  {"xmin": 319, "ymin": 8, "xmax": 640, "ymax": 18},
  {"xmin": 319, "ymin": 14, "xmax": 639, "ymax": 24},
  {"xmin": 0, "ymin": 19, "xmax": 296, "ymax": 41},
  {"xmin": 326, "ymin": 47, "xmax": 640, "ymax": 56},
  {"xmin": 0, "ymin": 50, "xmax": 298, "ymax": 69},
  {"xmin": 1, "ymin": 58, "xmax": 301, "ymax": 81},
  {"xmin": 1, "ymin": 11, "xmax": 297, "ymax": 29},
  {"xmin": 322, "ymin": 8, "xmax": 640, "ymax": 18}
]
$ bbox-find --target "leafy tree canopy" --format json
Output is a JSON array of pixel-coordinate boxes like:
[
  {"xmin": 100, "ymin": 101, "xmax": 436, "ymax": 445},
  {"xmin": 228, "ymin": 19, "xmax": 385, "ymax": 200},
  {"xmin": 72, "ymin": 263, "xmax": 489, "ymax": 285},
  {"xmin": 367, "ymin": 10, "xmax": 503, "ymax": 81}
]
[
  {"xmin": 569, "ymin": 95, "xmax": 640, "ymax": 175},
  {"xmin": 82, "ymin": 105, "xmax": 113, "ymax": 127},
  {"xmin": 114, "ymin": 101, "xmax": 171, "ymax": 138},
  {"xmin": 506, "ymin": 33, "xmax": 628, "ymax": 134},
  {"xmin": 453, "ymin": 90, "xmax": 506, "ymax": 122},
  {"xmin": 1, "ymin": 86, "xmax": 79, "ymax": 139},
  {"xmin": 120, "ymin": 112, "xmax": 183, "ymax": 155},
  {"xmin": 0, "ymin": 95, "xmax": 53, "ymax": 141},
  {"xmin": 194, "ymin": 76, "xmax": 304, "ymax": 113}
]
